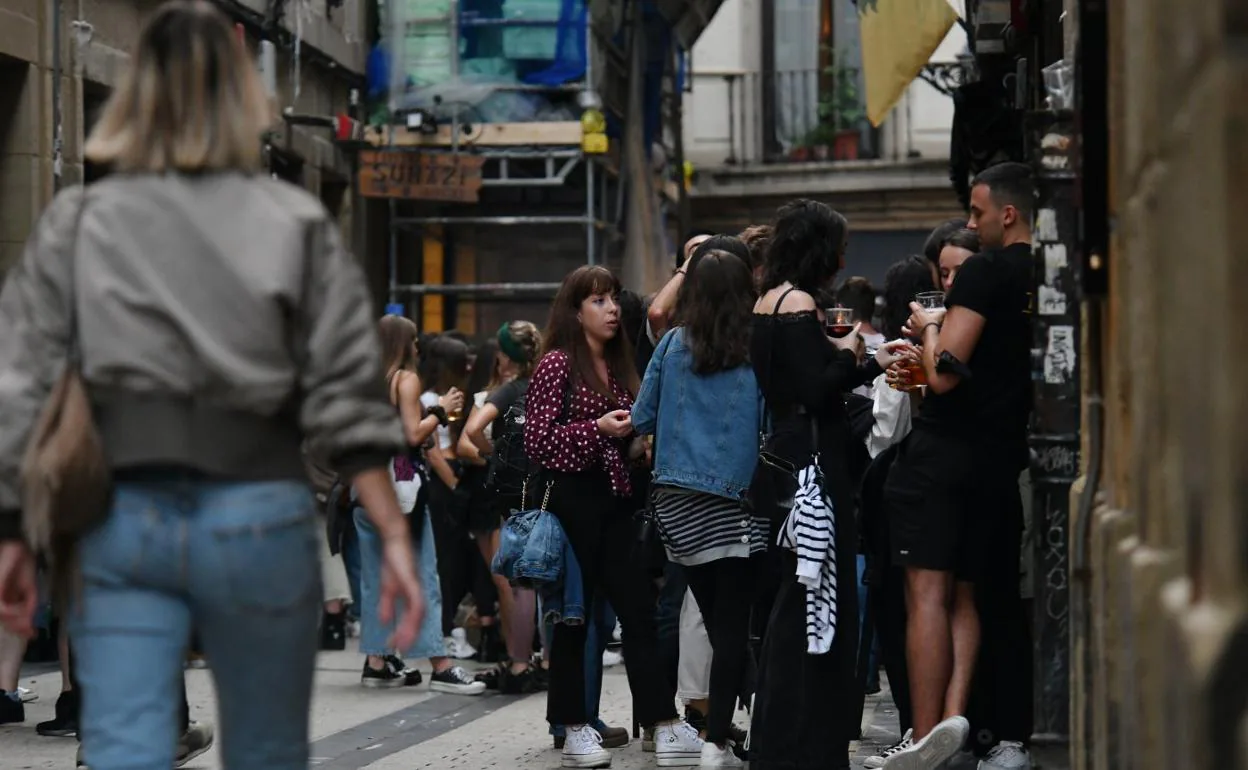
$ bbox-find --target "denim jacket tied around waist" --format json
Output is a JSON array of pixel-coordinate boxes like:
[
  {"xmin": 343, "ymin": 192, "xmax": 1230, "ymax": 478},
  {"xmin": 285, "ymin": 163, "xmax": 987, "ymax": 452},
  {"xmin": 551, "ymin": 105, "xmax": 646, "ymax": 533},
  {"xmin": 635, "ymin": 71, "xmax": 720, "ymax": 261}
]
[
  {"xmin": 631, "ymin": 328, "xmax": 763, "ymax": 501},
  {"xmin": 491, "ymin": 503, "xmax": 585, "ymax": 626}
]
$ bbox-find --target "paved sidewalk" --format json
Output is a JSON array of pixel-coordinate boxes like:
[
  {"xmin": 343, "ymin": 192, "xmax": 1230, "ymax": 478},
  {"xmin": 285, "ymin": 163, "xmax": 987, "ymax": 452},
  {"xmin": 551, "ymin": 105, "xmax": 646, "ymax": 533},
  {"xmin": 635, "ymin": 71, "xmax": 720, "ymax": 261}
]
[{"xmin": 1, "ymin": 643, "xmax": 913, "ymax": 770}]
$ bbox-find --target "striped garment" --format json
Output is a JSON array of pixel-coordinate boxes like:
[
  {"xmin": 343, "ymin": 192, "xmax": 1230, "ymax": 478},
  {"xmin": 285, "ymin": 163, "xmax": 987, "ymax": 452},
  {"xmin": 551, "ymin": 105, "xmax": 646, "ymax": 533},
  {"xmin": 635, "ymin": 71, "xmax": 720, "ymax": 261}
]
[
  {"xmin": 653, "ymin": 486, "xmax": 769, "ymax": 567},
  {"xmin": 778, "ymin": 463, "xmax": 838, "ymax": 654}
]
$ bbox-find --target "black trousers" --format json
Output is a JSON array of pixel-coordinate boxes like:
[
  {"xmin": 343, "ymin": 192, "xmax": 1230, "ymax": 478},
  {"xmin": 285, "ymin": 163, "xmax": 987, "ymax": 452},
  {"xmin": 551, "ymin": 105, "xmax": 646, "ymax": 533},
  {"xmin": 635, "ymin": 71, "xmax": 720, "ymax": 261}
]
[
  {"xmin": 429, "ymin": 469, "xmax": 495, "ymax": 634},
  {"xmin": 750, "ymin": 548, "xmax": 860, "ymax": 770},
  {"xmin": 684, "ymin": 555, "xmax": 760, "ymax": 744},
  {"xmin": 967, "ymin": 499, "xmax": 1032, "ymax": 752},
  {"xmin": 544, "ymin": 471, "xmax": 678, "ymax": 727},
  {"xmin": 871, "ymin": 564, "xmax": 912, "ymax": 735}
]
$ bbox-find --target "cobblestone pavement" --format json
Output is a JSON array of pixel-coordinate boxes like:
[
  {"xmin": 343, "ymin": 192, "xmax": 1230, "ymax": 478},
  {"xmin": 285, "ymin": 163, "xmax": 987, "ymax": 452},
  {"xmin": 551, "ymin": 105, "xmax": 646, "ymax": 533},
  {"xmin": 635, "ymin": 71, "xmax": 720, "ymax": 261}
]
[{"xmin": 1, "ymin": 642, "xmax": 1058, "ymax": 770}]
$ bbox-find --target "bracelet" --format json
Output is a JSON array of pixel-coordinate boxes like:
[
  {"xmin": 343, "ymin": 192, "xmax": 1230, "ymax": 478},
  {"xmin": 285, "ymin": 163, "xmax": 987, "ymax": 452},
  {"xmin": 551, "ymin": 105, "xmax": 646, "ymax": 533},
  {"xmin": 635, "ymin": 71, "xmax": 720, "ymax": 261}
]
[
  {"xmin": 426, "ymin": 405, "xmax": 449, "ymax": 427},
  {"xmin": 922, "ymin": 322, "xmax": 941, "ymax": 334},
  {"xmin": 676, "ymin": 269, "xmax": 686, "ymax": 276}
]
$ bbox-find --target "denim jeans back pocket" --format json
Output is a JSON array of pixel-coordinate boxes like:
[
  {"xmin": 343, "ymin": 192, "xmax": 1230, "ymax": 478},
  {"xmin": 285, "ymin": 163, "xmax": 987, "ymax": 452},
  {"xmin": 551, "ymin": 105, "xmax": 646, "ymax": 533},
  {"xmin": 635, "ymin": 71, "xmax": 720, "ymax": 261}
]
[
  {"xmin": 78, "ymin": 485, "xmax": 167, "ymax": 589},
  {"xmin": 207, "ymin": 483, "xmax": 320, "ymax": 615}
]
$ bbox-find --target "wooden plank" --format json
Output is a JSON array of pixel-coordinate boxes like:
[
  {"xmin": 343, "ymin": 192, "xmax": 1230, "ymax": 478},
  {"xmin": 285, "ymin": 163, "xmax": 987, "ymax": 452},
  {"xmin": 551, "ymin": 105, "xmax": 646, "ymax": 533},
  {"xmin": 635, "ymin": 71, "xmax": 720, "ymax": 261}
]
[
  {"xmin": 358, "ymin": 151, "xmax": 485, "ymax": 203},
  {"xmin": 363, "ymin": 121, "xmax": 584, "ymax": 147}
]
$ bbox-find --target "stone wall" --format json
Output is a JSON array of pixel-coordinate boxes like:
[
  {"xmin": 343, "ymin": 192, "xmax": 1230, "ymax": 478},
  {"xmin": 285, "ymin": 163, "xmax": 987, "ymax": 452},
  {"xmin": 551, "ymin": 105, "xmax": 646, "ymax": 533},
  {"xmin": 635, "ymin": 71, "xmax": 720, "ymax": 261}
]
[{"xmin": 1075, "ymin": 1, "xmax": 1248, "ymax": 769}]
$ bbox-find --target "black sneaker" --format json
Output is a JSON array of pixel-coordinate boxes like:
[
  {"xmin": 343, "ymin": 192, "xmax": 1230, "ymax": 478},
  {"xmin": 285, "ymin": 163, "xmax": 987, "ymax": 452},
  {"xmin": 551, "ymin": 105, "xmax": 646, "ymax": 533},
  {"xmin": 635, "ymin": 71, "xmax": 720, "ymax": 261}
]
[
  {"xmin": 361, "ymin": 660, "xmax": 406, "ymax": 688},
  {"xmin": 320, "ymin": 612, "xmax": 347, "ymax": 651},
  {"xmin": 0, "ymin": 692, "xmax": 24, "ymax": 725},
  {"xmin": 429, "ymin": 665, "xmax": 487, "ymax": 695},
  {"xmin": 499, "ymin": 664, "xmax": 538, "ymax": 695},
  {"xmin": 385, "ymin": 655, "xmax": 423, "ymax": 686},
  {"xmin": 36, "ymin": 690, "xmax": 78, "ymax": 737},
  {"xmin": 474, "ymin": 664, "xmax": 502, "ymax": 691}
]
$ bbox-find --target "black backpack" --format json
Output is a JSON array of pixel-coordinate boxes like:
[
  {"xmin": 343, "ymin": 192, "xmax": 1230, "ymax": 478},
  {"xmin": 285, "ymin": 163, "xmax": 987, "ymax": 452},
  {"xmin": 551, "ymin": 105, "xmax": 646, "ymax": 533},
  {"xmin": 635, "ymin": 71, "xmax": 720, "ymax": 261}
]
[{"xmin": 486, "ymin": 380, "xmax": 534, "ymax": 498}]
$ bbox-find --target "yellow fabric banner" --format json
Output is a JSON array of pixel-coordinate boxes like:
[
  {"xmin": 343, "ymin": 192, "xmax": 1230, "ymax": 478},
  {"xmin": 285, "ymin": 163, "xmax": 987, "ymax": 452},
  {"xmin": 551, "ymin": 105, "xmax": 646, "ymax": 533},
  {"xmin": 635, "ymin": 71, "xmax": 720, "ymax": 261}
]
[{"xmin": 859, "ymin": 0, "xmax": 959, "ymax": 127}]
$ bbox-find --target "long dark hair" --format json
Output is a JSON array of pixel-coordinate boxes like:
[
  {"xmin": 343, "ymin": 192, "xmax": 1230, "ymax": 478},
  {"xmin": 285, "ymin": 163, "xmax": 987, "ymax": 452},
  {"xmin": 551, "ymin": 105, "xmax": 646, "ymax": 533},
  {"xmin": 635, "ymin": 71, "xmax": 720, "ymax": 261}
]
[
  {"xmin": 542, "ymin": 265, "xmax": 640, "ymax": 399},
  {"xmin": 881, "ymin": 255, "xmax": 937, "ymax": 339},
  {"xmin": 466, "ymin": 338, "xmax": 502, "ymax": 395},
  {"xmin": 676, "ymin": 250, "xmax": 756, "ymax": 374},
  {"xmin": 761, "ymin": 199, "xmax": 848, "ymax": 293},
  {"xmin": 418, "ymin": 334, "xmax": 471, "ymax": 395},
  {"xmin": 687, "ymin": 234, "xmax": 753, "ymax": 279},
  {"xmin": 378, "ymin": 314, "xmax": 419, "ymax": 377}
]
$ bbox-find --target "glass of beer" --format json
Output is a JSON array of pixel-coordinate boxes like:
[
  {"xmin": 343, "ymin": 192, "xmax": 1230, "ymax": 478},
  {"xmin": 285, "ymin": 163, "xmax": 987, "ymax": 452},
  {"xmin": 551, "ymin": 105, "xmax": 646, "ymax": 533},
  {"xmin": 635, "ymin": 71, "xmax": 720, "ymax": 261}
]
[
  {"xmin": 824, "ymin": 307, "xmax": 855, "ymax": 338},
  {"xmin": 915, "ymin": 291, "xmax": 946, "ymax": 311}
]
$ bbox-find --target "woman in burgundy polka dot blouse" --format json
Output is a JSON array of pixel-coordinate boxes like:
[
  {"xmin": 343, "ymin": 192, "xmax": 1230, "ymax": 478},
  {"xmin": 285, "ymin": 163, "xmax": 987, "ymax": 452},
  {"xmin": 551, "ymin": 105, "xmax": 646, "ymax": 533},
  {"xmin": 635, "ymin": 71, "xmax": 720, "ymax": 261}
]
[{"xmin": 523, "ymin": 266, "xmax": 702, "ymax": 766}]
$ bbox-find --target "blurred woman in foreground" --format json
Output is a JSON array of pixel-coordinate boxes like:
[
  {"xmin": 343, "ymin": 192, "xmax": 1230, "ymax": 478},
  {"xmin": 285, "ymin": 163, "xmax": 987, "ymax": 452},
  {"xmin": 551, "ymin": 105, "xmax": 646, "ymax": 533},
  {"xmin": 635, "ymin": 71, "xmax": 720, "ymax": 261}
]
[{"xmin": 0, "ymin": 3, "xmax": 422, "ymax": 768}]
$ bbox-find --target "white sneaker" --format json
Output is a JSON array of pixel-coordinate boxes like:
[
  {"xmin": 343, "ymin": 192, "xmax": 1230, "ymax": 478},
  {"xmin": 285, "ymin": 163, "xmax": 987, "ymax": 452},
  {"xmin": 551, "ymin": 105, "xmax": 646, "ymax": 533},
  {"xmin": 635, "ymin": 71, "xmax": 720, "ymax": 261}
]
[
  {"xmin": 444, "ymin": 628, "xmax": 477, "ymax": 659},
  {"xmin": 602, "ymin": 649, "xmax": 623, "ymax": 667},
  {"xmin": 16, "ymin": 687, "xmax": 36, "ymax": 704},
  {"xmin": 655, "ymin": 720, "xmax": 705, "ymax": 767},
  {"xmin": 864, "ymin": 729, "xmax": 913, "ymax": 769},
  {"xmin": 882, "ymin": 716, "xmax": 970, "ymax": 770},
  {"xmin": 562, "ymin": 725, "xmax": 612, "ymax": 768},
  {"xmin": 700, "ymin": 739, "xmax": 745, "ymax": 767},
  {"xmin": 979, "ymin": 741, "xmax": 1032, "ymax": 770}
]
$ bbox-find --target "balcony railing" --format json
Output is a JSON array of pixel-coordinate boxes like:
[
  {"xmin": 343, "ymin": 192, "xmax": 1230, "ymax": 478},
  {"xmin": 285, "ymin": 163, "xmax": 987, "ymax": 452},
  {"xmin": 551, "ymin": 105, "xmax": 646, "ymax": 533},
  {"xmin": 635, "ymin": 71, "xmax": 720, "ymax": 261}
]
[{"xmin": 698, "ymin": 67, "xmax": 882, "ymax": 166}]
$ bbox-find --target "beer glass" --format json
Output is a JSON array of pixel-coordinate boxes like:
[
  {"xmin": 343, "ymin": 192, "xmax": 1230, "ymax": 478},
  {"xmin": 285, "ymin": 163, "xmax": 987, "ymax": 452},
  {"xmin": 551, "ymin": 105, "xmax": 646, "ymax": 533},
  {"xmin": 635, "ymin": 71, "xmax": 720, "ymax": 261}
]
[{"xmin": 824, "ymin": 307, "xmax": 854, "ymax": 338}]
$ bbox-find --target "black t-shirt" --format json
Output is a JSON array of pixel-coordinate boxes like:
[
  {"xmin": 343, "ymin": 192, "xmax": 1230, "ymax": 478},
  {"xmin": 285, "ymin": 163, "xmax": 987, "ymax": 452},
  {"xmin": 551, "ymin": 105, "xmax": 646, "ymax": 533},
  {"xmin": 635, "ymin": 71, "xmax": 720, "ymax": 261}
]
[
  {"xmin": 486, "ymin": 377, "xmax": 530, "ymax": 439},
  {"xmin": 916, "ymin": 242, "xmax": 1033, "ymax": 466}
]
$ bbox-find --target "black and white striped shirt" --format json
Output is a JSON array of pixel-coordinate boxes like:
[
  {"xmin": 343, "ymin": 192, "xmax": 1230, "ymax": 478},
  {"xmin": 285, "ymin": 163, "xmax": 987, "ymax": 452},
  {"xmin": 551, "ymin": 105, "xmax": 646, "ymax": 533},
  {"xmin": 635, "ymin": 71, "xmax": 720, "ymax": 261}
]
[{"xmin": 653, "ymin": 486, "xmax": 768, "ymax": 567}]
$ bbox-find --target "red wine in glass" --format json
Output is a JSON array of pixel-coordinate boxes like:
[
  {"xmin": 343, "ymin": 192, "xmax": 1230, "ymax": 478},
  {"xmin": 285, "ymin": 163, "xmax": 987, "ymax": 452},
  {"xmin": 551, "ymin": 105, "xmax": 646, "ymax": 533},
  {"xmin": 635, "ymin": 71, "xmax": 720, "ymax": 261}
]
[{"xmin": 828, "ymin": 323, "xmax": 854, "ymax": 338}]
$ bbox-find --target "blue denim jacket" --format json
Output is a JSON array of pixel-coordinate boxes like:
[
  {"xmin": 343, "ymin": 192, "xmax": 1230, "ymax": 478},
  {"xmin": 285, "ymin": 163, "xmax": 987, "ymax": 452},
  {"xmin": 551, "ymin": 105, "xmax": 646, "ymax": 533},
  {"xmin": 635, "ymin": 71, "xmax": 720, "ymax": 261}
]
[
  {"xmin": 631, "ymin": 328, "xmax": 763, "ymax": 500},
  {"xmin": 492, "ymin": 507, "xmax": 585, "ymax": 626}
]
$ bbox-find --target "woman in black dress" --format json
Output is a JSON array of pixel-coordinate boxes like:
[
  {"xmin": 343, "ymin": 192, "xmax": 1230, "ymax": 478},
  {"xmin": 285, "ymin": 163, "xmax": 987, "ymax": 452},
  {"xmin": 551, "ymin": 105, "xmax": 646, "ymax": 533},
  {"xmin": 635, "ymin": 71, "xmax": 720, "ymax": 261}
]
[{"xmin": 748, "ymin": 200, "xmax": 908, "ymax": 770}]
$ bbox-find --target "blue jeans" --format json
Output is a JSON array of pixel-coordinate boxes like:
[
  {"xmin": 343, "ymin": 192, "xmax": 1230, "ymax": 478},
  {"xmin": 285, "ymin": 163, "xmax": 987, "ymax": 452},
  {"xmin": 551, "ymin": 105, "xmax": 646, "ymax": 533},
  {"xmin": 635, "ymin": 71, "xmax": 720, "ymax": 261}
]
[
  {"xmin": 856, "ymin": 554, "xmax": 879, "ymax": 690},
  {"xmin": 354, "ymin": 508, "xmax": 446, "ymax": 659},
  {"xmin": 548, "ymin": 599, "xmax": 618, "ymax": 737},
  {"xmin": 342, "ymin": 522, "xmax": 362, "ymax": 622},
  {"xmin": 72, "ymin": 478, "xmax": 320, "ymax": 770}
]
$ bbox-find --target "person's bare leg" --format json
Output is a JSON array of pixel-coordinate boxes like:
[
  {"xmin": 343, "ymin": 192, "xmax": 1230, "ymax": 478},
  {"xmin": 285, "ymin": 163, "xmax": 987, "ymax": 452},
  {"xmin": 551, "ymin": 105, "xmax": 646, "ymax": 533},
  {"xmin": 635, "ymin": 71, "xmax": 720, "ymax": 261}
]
[
  {"xmin": 904, "ymin": 567, "xmax": 954, "ymax": 740},
  {"xmin": 477, "ymin": 532, "xmax": 513, "ymax": 643},
  {"xmin": 58, "ymin": 629, "xmax": 73, "ymax": 693},
  {"xmin": 944, "ymin": 581, "xmax": 980, "ymax": 720},
  {"xmin": 0, "ymin": 628, "xmax": 26, "ymax": 693}
]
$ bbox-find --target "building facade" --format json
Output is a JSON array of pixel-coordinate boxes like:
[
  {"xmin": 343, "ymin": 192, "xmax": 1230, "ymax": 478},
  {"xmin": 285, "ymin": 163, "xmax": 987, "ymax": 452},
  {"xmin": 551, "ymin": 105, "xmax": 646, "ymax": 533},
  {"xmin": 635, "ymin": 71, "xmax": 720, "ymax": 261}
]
[
  {"xmin": 680, "ymin": 0, "xmax": 967, "ymax": 284},
  {"xmin": 0, "ymin": 0, "xmax": 376, "ymax": 284}
]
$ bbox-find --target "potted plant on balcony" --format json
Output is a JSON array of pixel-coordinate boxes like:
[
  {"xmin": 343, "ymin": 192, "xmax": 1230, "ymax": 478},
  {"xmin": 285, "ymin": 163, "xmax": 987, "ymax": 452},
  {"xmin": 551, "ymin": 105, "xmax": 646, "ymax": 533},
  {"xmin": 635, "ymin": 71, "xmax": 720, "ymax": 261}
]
[
  {"xmin": 818, "ymin": 54, "xmax": 867, "ymax": 161},
  {"xmin": 805, "ymin": 123, "xmax": 838, "ymax": 161}
]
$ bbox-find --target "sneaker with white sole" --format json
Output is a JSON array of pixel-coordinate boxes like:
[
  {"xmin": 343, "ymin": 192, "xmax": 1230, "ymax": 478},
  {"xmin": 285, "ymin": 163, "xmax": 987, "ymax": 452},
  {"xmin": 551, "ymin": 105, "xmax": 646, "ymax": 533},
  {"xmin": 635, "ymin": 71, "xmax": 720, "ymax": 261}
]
[
  {"xmin": 700, "ymin": 739, "xmax": 745, "ymax": 768},
  {"xmin": 655, "ymin": 721, "xmax": 704, "ymax": 767},
  {"xmin": 864, "ymin": 729, "xmax": 913, "ymax": 769},
  {"xmin": 562, "ymin": 725, "xmax": 612, "ymax": 768},
  {"xmin": 429, "ymin": 665, "xmax": 487, "ymax": 695},
  {"xmin": 978, "ymin": 741, "xmax": 1032, "ymax": 770},
  {"xmin": 882, "ymin": 716, "xmax": 970, "ymax": 770},
  {"xmin": 444, "ymin": 628, "xmax": 477, "ymax": 660},
  {"xmin": 175, "ymin": 722, "xmax": 214, "ymax": 768}
]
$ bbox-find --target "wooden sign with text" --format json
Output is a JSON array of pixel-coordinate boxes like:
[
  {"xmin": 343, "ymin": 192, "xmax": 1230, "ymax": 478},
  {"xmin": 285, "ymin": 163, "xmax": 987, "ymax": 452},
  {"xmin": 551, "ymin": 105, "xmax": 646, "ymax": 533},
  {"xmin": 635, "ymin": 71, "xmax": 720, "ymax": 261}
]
[{"xmin": 358, "ymin": 151, "xmax": 485, "ymax": 203}]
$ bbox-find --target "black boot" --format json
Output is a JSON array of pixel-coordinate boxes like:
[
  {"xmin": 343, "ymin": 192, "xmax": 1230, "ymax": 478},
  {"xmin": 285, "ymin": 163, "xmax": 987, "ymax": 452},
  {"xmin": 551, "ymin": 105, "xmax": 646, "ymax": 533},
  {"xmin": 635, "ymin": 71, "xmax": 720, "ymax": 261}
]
[
  {"xmin": 37, "ymin": 689, "xmax": 79, "ymax": 737},
  {"xmin": 476, "ymin": 623, "xmax": 504, "ymax": 664},
  {"xmin": 320, "ymin": 611, "xmax": 347, "ymax": 651},
  {"xmin": 0, "ymin": 692, "xmax": 24, "ymax": 725}
]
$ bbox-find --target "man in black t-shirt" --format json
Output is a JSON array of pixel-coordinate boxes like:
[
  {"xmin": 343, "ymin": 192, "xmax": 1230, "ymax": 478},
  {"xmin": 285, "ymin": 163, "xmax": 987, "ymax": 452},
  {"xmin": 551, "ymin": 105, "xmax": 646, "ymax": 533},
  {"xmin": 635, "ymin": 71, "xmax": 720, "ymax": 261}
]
[{"xmin": 879, "ymin": 162, "xmax": 1034, "ymax": 770}]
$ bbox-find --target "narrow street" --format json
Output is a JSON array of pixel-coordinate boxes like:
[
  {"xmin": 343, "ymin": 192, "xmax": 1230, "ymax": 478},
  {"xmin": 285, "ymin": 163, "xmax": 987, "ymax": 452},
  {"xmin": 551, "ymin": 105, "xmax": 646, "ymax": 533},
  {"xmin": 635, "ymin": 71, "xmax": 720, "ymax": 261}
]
[{"xmin": 6, "ymin": 649, "xmax": 909, "ymax": 770}]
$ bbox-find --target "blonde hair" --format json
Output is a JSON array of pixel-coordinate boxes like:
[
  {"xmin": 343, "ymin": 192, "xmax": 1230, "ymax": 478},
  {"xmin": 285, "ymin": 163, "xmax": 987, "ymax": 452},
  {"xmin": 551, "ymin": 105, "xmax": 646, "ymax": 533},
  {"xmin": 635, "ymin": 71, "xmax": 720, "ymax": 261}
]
[
  {"xmin": 504, "ymin": 321, "xmax": 541, "ymax": 379},
  {"xmin": 84, "ymin": 0, "xmax": 272, "ymax": 173}
]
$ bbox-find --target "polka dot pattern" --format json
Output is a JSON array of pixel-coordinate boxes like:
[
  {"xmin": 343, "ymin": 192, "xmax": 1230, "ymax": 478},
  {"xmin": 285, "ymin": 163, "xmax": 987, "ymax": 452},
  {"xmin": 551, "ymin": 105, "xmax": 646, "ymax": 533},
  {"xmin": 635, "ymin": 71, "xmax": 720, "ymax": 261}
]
[{"xmin": 522, "ymin": 349, "xmax": 634, "ymax": 498}]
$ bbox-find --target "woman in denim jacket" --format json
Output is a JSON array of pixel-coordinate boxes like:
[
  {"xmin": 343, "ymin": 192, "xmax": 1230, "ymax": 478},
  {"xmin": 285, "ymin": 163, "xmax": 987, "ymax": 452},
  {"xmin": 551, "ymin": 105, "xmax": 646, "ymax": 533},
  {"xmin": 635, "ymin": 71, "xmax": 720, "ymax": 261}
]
[{"xmin": 632, "ymin": 250, "xmax": 764, "ymax": 767}]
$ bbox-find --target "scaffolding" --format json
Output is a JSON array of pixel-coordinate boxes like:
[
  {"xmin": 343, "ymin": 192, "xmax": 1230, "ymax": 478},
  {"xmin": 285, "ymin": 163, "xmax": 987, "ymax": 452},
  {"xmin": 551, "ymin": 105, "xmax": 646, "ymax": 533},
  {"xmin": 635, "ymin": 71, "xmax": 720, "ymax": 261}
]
[{"xmin": 365, "ymin": 0, "xmax": 618, "ymax": 314}]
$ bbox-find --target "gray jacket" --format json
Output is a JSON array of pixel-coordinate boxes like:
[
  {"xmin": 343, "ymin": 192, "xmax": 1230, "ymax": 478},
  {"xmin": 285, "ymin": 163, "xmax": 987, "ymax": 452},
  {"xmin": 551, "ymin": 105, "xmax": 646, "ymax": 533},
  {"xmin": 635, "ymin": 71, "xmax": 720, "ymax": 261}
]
[{"xmin": 0, "ymin": 173, "xmax": 404, "ymax": 540}]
